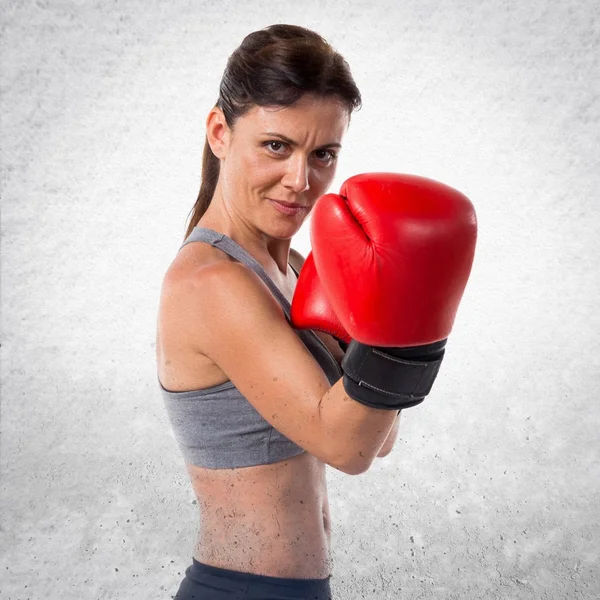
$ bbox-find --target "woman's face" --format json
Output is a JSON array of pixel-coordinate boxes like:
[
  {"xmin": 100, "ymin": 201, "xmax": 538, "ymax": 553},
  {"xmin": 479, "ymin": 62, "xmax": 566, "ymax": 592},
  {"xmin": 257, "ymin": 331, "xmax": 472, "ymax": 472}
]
[{"xmin": 211, "ymin": 93, "xmax": 350, "ymax": 239}]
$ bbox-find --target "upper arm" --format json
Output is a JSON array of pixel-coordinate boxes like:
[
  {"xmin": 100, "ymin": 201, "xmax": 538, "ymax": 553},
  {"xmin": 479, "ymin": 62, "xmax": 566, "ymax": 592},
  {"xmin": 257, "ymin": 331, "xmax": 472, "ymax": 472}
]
[{"xmin": 172, "ymin": 261, "xmax": 344, "ymax": 469}]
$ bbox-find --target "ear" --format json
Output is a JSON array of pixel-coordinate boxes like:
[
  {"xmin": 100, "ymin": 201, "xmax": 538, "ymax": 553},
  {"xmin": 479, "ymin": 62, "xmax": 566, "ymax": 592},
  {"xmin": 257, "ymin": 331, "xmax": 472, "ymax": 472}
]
[{"xmin": 205, "ymin": 106, "xmax": 230, "ymax": 159}]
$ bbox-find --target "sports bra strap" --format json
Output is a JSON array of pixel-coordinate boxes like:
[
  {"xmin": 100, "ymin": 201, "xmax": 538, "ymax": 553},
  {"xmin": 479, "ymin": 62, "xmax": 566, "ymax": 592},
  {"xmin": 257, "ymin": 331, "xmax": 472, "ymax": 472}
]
[{"xmin": 180, "ymin": 227, "xmax": 296, "ymax": 319}]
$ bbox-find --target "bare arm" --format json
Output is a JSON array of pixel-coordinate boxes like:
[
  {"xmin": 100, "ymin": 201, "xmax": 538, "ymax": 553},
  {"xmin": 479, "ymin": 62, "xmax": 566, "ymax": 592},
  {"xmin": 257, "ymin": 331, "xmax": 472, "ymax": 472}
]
[
  {"xmin": 376, "ymin": 411, "xmax": 401, "ymax": 457},
  {"xmin": 162, "ymin": 260, "xmax": 397, "ymax": 475}
]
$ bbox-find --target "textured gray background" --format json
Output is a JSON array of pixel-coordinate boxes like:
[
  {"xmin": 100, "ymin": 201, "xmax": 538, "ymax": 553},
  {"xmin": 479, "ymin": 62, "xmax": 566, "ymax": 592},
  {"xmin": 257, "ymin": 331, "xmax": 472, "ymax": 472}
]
[{"xmin": 1, "ymin": 1, "xmax": 599, "ymax": 599}]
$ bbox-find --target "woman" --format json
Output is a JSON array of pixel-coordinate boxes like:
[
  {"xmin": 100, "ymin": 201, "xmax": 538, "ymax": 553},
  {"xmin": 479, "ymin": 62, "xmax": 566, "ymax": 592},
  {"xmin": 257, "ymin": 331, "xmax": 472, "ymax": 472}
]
[{"xmin": 156, "ymin": 24, "xmax": 401, "ymax": 600}]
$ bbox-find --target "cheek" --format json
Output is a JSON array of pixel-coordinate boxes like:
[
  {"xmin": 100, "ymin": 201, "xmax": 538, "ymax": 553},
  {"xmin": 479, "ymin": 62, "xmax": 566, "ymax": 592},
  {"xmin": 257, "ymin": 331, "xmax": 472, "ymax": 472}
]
[
  {"xmin": 310, "ymin": 168, "xmax": 336, "ymax": 196},
  {"xmin": 251, "ymin": 156, "xmax": 286, "ymax": 187},
  {"xmin": 227, "ymin": 151, "xmax": 274, "ymax": 192}
]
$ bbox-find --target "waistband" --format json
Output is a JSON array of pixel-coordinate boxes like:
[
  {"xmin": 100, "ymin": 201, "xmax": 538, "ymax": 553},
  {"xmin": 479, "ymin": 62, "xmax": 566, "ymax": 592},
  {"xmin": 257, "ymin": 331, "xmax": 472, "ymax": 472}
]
[{"xmin": 189, "ymin": 557, "xmax": 332, "ymax": 586}]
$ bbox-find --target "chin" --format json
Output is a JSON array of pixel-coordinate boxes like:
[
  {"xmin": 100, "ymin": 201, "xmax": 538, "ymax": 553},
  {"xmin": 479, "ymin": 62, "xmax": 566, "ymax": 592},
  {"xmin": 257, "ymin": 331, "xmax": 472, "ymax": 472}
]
[
  {"xmin": 267, "ymin": 226, "xmax": 297, "ymax": 241},
  {"xmin": 264, "ymin": 218, "xmax": 303, "ymax": 241}
]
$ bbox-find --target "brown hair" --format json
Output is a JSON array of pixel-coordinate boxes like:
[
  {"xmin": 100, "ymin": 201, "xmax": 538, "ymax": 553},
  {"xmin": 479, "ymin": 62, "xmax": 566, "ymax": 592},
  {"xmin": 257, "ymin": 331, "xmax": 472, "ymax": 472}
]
[{"xmin": 183, "ymin": 24, "xmax": 362, "ymax": 240}]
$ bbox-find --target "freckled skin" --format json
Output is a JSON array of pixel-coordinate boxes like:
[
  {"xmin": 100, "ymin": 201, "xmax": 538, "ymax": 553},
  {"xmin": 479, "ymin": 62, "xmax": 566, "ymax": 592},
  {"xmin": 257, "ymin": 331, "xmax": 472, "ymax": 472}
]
[{"xmin": 188, "ymin": 454, "xmax": 334, "ymax": 578}]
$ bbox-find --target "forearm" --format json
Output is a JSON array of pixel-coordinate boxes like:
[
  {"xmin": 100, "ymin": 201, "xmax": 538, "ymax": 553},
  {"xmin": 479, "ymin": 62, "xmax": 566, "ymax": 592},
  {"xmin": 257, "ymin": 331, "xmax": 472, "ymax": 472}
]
[
  {"xmin": 376, "ymin": 410, "xmax": 401, "ymax": 457},
  {"xmin": 319, "ymin": 379, "xmax": 399, "ymax": 473}
]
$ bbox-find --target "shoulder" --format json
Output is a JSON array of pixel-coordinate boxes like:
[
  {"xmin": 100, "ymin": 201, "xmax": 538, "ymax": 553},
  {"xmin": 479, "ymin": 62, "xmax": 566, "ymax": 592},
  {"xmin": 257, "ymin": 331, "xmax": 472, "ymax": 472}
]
[
  {"xmin": 161, "ymin": 251, "xmax": 287, "ymax": 351},
  {"xmin": 165, "ymin": 253, "xmax": 283, "ymax": 317},
  {"xmin": 163, "ymin": 241, "xmax": 262, "ymax": 301}
]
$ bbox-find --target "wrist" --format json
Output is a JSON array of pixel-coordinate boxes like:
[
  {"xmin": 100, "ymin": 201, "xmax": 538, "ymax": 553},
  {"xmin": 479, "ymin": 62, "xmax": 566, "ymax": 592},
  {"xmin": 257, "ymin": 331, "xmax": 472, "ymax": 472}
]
[{"xmin": 340, "ymin": 339, "xmax": 447, "ymax": 410}]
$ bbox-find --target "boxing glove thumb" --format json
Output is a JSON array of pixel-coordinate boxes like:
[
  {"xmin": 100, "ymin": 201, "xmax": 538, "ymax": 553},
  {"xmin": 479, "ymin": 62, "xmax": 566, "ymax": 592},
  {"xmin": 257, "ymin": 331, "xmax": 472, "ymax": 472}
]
[{"xmin": 290, "ymin": 252, "xmax": 351, "ymax": 345}]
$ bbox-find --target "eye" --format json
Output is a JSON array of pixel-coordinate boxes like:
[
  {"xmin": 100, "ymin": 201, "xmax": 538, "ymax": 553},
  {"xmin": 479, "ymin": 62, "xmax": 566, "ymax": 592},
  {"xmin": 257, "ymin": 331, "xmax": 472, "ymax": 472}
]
[
  {"xmin": 265, "ymin": 141, "xmax": 288, "ymax": 154},
  {"xmin": 313, "ymin": 149, "xmax": 338, "ymax": 164}
]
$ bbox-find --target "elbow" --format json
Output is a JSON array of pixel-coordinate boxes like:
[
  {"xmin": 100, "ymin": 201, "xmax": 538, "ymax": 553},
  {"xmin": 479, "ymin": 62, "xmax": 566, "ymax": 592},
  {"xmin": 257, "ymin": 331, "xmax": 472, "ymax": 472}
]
[
  {"xmin": 345, "ymin": 462, "xmax": 371, "ymax": 476},
  {"xmin": 334, "ymin": 452, "xmax": 374, "ymax": 476},
  {"xmin": 325, "ymin": 435, "xmax": 389, "ymax": 475}
]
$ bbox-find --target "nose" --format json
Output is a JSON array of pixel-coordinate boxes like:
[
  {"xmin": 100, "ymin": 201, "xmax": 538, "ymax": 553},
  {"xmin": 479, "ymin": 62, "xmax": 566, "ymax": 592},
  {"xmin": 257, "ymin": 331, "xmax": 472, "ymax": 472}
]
[{"xmin": 282, "ymin": 155, "xmax": 310, "ymax": 194}]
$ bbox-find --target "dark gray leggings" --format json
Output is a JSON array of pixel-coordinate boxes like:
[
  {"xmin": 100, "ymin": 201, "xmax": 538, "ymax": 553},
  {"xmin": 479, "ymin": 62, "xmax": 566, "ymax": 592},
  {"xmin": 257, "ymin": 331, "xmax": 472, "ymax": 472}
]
[{"xmin": 173, "ymin": 558, "xmax": 333, "ymax": 600}]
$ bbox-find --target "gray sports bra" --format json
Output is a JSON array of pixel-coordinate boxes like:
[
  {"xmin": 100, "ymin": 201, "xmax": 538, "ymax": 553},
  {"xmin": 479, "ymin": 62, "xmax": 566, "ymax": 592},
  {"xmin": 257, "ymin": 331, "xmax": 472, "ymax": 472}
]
[{"xmin": 159, "ymin": 227, "xmax": 343, "ymax": 469}]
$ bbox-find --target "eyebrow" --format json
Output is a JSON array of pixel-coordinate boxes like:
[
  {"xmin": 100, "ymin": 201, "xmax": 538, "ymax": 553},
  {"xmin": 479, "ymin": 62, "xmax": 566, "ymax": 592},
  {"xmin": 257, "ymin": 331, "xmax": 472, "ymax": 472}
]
[{"xmin": 263, "ymin": 132, "xmax": 342, "ymax": 149}]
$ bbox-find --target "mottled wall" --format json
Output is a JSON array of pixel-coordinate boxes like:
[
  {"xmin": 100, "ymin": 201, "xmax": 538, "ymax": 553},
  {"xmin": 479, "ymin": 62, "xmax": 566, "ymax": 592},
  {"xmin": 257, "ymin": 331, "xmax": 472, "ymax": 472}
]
[{"xmin": 1, "ymin": 1, "xmax": 598, "ymax": 598}]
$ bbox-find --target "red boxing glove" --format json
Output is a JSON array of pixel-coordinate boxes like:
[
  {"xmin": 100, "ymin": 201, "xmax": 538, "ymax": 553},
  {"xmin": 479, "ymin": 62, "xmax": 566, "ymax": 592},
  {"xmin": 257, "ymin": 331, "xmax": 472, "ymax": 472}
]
[
  {"xmin": 290, "ymin": 252, "xmax": 351, "ymax": 345},
  {"xmin": 312, "ymin": 173, "xmax": 477, "ymax": 347},
  {"xmin": 308, "ymin": 172, "xmax": 477, "ymax": 409}
]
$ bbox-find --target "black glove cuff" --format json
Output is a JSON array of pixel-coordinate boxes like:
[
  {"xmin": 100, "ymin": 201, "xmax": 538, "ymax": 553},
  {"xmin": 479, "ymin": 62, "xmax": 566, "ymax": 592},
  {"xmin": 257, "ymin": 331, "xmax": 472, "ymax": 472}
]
[
  {"xmin": 341, "ymin": 339, "xmax": 447, "ymax": 410},
  {"xmin": 342, "ymin": 375, "xmax": 426, "ymax": 409}
]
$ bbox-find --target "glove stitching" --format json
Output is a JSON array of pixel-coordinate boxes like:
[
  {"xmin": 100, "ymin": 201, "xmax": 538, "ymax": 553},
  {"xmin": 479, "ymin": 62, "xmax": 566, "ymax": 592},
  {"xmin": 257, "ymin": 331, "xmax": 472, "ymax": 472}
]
[
  {"xmin": 344, "ymin": 346, "xmax": 370, "ymax": 387},
  {"xmin": 371, "ymin": 349, "xmax": 430, "ymax": 368},
  {"xmin": 359, "ymin": 379, "xmax": 419, "ymax": 398}
]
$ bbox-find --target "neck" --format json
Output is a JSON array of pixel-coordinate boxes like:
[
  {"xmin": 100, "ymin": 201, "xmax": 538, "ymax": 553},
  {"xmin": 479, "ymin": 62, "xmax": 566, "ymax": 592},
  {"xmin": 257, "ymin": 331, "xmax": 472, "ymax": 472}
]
[{"xmin": 199, "ymin": 202, "xmax": 293, "ymax": 276}]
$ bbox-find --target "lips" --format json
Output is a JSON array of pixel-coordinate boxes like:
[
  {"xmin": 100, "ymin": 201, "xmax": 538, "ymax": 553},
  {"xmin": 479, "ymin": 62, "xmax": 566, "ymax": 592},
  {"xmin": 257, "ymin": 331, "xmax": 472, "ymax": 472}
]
[
  {"xmin": 269, "ymin": 198, "xmax": 307, "ymax": 216},
  {"xmin": 269, "ymin": 198, "xmax": 306, "ymax": 208}
]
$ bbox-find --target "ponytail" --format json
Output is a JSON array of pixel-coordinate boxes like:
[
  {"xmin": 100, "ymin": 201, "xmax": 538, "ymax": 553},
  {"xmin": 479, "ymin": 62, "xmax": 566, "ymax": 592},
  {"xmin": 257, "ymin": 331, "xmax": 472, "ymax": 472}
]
[{"xmin": 183, "ymin": 136, "xmax": 220, "ymax": 240}]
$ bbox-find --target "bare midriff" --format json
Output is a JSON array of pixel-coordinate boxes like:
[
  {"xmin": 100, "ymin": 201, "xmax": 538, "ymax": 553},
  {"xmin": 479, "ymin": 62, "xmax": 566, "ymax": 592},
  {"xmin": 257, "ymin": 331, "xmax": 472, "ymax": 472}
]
[{"xmin": 187, "ymin": 451, "xmax": 332, "ymax": 579}]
